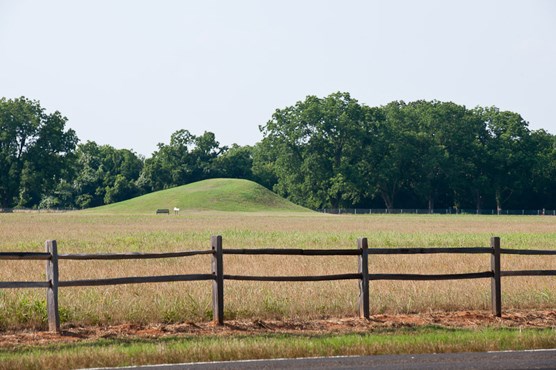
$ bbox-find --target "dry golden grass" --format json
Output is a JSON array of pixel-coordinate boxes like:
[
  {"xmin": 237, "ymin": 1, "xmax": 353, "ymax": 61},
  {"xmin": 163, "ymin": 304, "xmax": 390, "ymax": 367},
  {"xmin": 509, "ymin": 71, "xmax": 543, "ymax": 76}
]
[{"xmin": 0, "ymin": 212, "xmax": 555, "ymax": 329}]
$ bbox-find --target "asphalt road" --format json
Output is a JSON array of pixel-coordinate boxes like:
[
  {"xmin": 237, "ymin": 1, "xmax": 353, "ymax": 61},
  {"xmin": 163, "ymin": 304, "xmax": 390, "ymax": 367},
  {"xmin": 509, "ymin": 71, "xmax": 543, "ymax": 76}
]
[{"xmin": 91, "ymin": 349, "xmax": 556, "ymax": 370}]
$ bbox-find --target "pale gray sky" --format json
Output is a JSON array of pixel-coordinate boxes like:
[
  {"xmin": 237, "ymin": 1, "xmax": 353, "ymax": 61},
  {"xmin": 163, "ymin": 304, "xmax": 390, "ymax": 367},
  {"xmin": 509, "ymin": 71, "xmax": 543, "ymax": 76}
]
[{"xmin": 1, "ymin": 0, "xmax": 555, "ymax": 156}]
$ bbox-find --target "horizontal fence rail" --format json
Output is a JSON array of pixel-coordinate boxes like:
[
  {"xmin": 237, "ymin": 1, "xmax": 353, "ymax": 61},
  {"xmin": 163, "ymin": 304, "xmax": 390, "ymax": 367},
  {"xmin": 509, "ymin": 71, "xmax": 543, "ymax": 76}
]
[
  {"xmin": 500, "ymin": 249, "xmax": 556, "ymax": 256},
  {"xmin": 501, "ymin": 270, "xmax": 556, "ymax": 277},
  {"xmin": 59, "ymin": 274, "xmax": 215, "ymax": 287},
  {"xmin": 1, "ymin": 236, "xmax": 555, "ymax": 332},
  {"xmin": 368, "ymin": 272, "xmax": 494, "ymax": 281},
  {"xmin": 0, "ymin": 252, "xmax": 52, "ymax": 260},
  {"xmin": 0, "ymin": 281, "xmax": 51, "ymax": 289},
  {"xmin": 368, "ymin": 247, "xmax": 493, "ymax": 254},
  {"xmin": 223, "ymin": 248, "xmax": 361, "ymax": 256},
  {"xmin": 58, "ymin": 250, "xmax": 214, "ymax": 260},
  {"xmin": 223, "ymin": 273, "xmax": 362, "ymax": 282}
]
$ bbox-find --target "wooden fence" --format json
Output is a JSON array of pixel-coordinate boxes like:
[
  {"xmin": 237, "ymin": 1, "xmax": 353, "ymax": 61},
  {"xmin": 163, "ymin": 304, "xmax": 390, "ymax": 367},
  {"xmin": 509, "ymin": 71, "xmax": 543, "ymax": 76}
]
[{"xmin": 1, "ymin": 236, "xmax": 555, "ymax": 333}]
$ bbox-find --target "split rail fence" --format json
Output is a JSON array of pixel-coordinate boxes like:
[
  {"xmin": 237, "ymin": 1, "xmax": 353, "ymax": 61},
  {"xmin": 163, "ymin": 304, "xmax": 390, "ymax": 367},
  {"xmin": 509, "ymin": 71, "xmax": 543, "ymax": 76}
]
[{"xmin": 1, "ymin": 236, "xmax": 555, "ymax": 333}]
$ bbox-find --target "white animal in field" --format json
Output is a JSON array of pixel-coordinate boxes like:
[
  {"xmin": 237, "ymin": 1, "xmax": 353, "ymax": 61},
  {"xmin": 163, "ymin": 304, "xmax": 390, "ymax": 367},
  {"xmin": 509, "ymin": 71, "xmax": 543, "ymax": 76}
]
[{"xmin": 173, "ymin": 207, "xmax": 180, "ymax": 215}]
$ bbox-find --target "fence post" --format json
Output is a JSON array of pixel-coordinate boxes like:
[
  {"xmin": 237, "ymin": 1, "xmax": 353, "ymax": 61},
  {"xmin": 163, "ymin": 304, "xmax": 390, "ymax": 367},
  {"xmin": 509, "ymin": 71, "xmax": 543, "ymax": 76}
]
[
  {"xmin": 490, "ymin": 236, "xmax": 502, "ymax": 317},
  {"xmin": 211, "ymin": 235, "xmax": 224, "ymax": 325},
  {"xmin": 45, "ymin": 240, "xmax": 60, "ymax": 333},
  {"xmin": 358, "ymin": 237, "xmax": 370, "ymax": 319}
]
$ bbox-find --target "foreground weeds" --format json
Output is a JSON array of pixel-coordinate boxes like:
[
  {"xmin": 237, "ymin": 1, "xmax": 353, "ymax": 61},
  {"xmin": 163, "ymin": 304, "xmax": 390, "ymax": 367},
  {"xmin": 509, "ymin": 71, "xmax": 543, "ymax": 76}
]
[{"xmin": 1, "ymin": 326, "xmax": 555, "ymax": 370}]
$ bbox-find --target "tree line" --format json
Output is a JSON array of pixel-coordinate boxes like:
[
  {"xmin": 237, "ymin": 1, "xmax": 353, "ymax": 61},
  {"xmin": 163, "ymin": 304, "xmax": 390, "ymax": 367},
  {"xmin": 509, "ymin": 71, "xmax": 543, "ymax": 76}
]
[{"xmin": 1, "ymin": 94, "xmax": 555, "ymax": 211}]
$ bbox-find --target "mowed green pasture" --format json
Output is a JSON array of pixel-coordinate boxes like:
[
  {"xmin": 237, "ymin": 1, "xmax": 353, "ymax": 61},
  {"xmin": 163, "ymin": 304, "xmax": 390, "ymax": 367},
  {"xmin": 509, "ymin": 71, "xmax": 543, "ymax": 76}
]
[
  {"xmin": 86, "ymin": 178, "xmax": 310, "ymax": 213},
  {"xmin": 0, "ymin": 211, "xmax": 555, "ymax": 330}
]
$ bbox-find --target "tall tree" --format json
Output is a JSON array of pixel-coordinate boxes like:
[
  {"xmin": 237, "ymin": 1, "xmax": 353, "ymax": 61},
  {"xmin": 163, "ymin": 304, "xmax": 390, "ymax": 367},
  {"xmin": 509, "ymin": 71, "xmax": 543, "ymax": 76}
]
[
  {"xmin": 364, "ymin": 101, "xmax": 419, "ymax": 210},
  {"xmin": 73, "ymin": 141, "xmax": 143, "ymax": 208},
  {"xmin": 211, "ymin": 144, "xmax": 254, "ymax": 180},
  {"xmin": 251, "ymin": 140, "xmax": 279, "ymax": 190},
  {"xmin": 0, "ymin": 97, "xmax": 77, "ymax": 208},
  {"xmin": 407, "ymin": 101, "xmax": 488, "ymax": 211},
  {"xmin": 138, "ymin": 130, "xmax": 223, "ymax": 192},
  {"xmin": 528, "ymin": 130, "xmax": 556, "ymax": 209},
  {"xmin": 478, "ymin": 107, "xmax": 534, "ymax": 211},
  {"xmin": 257, "ymin": 92, "xmax": 369, "ymax": 209}
]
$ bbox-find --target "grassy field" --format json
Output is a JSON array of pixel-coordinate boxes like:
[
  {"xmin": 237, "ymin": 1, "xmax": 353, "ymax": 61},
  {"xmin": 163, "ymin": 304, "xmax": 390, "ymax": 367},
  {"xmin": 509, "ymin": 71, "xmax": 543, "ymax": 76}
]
[{"xmin": 0, "ymin": 208, "xmax": 555, "ymax": 330}]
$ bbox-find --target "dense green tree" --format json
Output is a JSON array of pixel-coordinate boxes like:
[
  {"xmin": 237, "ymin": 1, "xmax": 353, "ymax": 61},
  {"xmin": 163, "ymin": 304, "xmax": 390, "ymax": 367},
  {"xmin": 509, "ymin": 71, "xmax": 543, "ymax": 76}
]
[
  {"xmin": 0, "ymin": 97, "xmax": 77, "ymax": 208},
  {"xmin": 138, "ymin": 130, "xmax": 223, "ymax": 192},
  {"xmin": 104, "ymin": 174, "xmax": 138, "ymax": 204},
  {"xmin": 256, "ymin": 93, "xmax": 556, "ymax": 211},
  {"xmin": 478, "ymin": 107, "xmax": 534, "ymax": 211},
  {"xmin": 406, "ymin": 101, "xmax": 488, "ymax": 211},
  {"xmin": 211, "ymin": 144, "xmax": 254, "ymax": 180},
  {"xmin": 73, "ymin": 141, "xmax": 143, "ymax": 208},
  {"xmin": 520, "ymin": 129, "xmax": 556, "ymax": 209},
  {"xmin": 403, "ymin": 101, "xmax": 448, "ymax": 210},
  {"xmin": 257, "ymin": 92, "xmax": 370, "ymax": 209},
  {"xmin": 365, "ymin": 101, "xmax": 419, "ymax": 210},
  {"xmin": 436, "ymin": 104, "xmax": 488, "ymax": 211},
  {"xmin": 251, "ymin": 140, "xmax": 279, "ymax": 190},
  {"xmin": 3, "ymin": 94, "xmax": 554, "ymax": 211}
]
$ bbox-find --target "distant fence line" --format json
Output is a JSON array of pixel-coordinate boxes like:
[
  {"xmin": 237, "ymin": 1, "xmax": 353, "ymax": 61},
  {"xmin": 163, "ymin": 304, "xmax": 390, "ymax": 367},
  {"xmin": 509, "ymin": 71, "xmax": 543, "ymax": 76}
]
[
  {"xmin": 0, "ymin": 208, "xmax": 75, "ymax": 213},
  {"xmin": 1, "ymin": 236, "xmax": 556, "ymax": 333},
  {"xmin": 2, "ymin": 207, "xmax": 556, "ymax": 216},
  {"xmin": 318, "ymin": 208, "xmax": 556, "ymax": 216}
]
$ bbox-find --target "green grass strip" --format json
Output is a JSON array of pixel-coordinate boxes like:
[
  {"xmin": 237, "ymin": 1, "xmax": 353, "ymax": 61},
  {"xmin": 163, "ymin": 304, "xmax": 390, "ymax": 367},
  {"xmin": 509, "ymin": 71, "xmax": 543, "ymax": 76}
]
[{"xmin": 1, "ymin": 327, "xmax": 555, "ymax": 369}]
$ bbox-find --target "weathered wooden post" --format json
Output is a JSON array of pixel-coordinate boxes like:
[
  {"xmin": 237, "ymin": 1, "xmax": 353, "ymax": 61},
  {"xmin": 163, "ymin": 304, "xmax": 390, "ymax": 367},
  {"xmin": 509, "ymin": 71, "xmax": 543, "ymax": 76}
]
[
  {"xmin": 358, "ymin": 237, "xmax": 370, "ymax": 319},
  {"xmin": 211, "ymin": 235, "xmax": 224, "ymax": 325},
  {"xmin": 45, "ymin": 240, "xmax": 60, "ymax": 333},
  {"xmin": 490, "ymin": 236, "xmax": 502, "ymax": 317}
]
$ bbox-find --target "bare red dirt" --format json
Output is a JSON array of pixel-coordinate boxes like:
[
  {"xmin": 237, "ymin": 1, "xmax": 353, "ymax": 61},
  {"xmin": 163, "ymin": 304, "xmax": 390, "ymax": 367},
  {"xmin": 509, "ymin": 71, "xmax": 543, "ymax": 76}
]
[{"xmin": 1, "ymin": 310, "xmax": 555, "ymax": 349}]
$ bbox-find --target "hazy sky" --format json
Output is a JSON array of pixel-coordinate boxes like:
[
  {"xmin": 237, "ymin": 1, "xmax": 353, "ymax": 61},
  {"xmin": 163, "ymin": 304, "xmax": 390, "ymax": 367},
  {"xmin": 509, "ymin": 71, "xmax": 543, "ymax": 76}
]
[{"xmin": 1, "ymin": 1, "xmax": 555, "ymax": 156}]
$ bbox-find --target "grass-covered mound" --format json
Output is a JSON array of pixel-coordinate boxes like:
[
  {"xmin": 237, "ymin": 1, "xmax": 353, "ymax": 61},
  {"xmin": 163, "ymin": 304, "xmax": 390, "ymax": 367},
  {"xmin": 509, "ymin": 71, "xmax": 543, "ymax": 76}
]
[{"xmin": 88, "ymin": 178, "xmax": 310, "ymax": 213}]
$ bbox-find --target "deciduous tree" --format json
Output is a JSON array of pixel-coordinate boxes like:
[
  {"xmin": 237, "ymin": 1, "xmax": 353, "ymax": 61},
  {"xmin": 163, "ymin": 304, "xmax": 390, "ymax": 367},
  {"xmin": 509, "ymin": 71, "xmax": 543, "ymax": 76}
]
[{"xmin": 0, "ymin": 97, "xmax": 77, "ymax": 208}]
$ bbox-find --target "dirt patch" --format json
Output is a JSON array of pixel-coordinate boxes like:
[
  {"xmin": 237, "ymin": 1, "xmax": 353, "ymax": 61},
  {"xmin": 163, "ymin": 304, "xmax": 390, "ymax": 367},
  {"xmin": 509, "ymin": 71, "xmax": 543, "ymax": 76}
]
[{"xmin": 1, "ymin": 310, "xmax": 555, "ymax": 349}]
